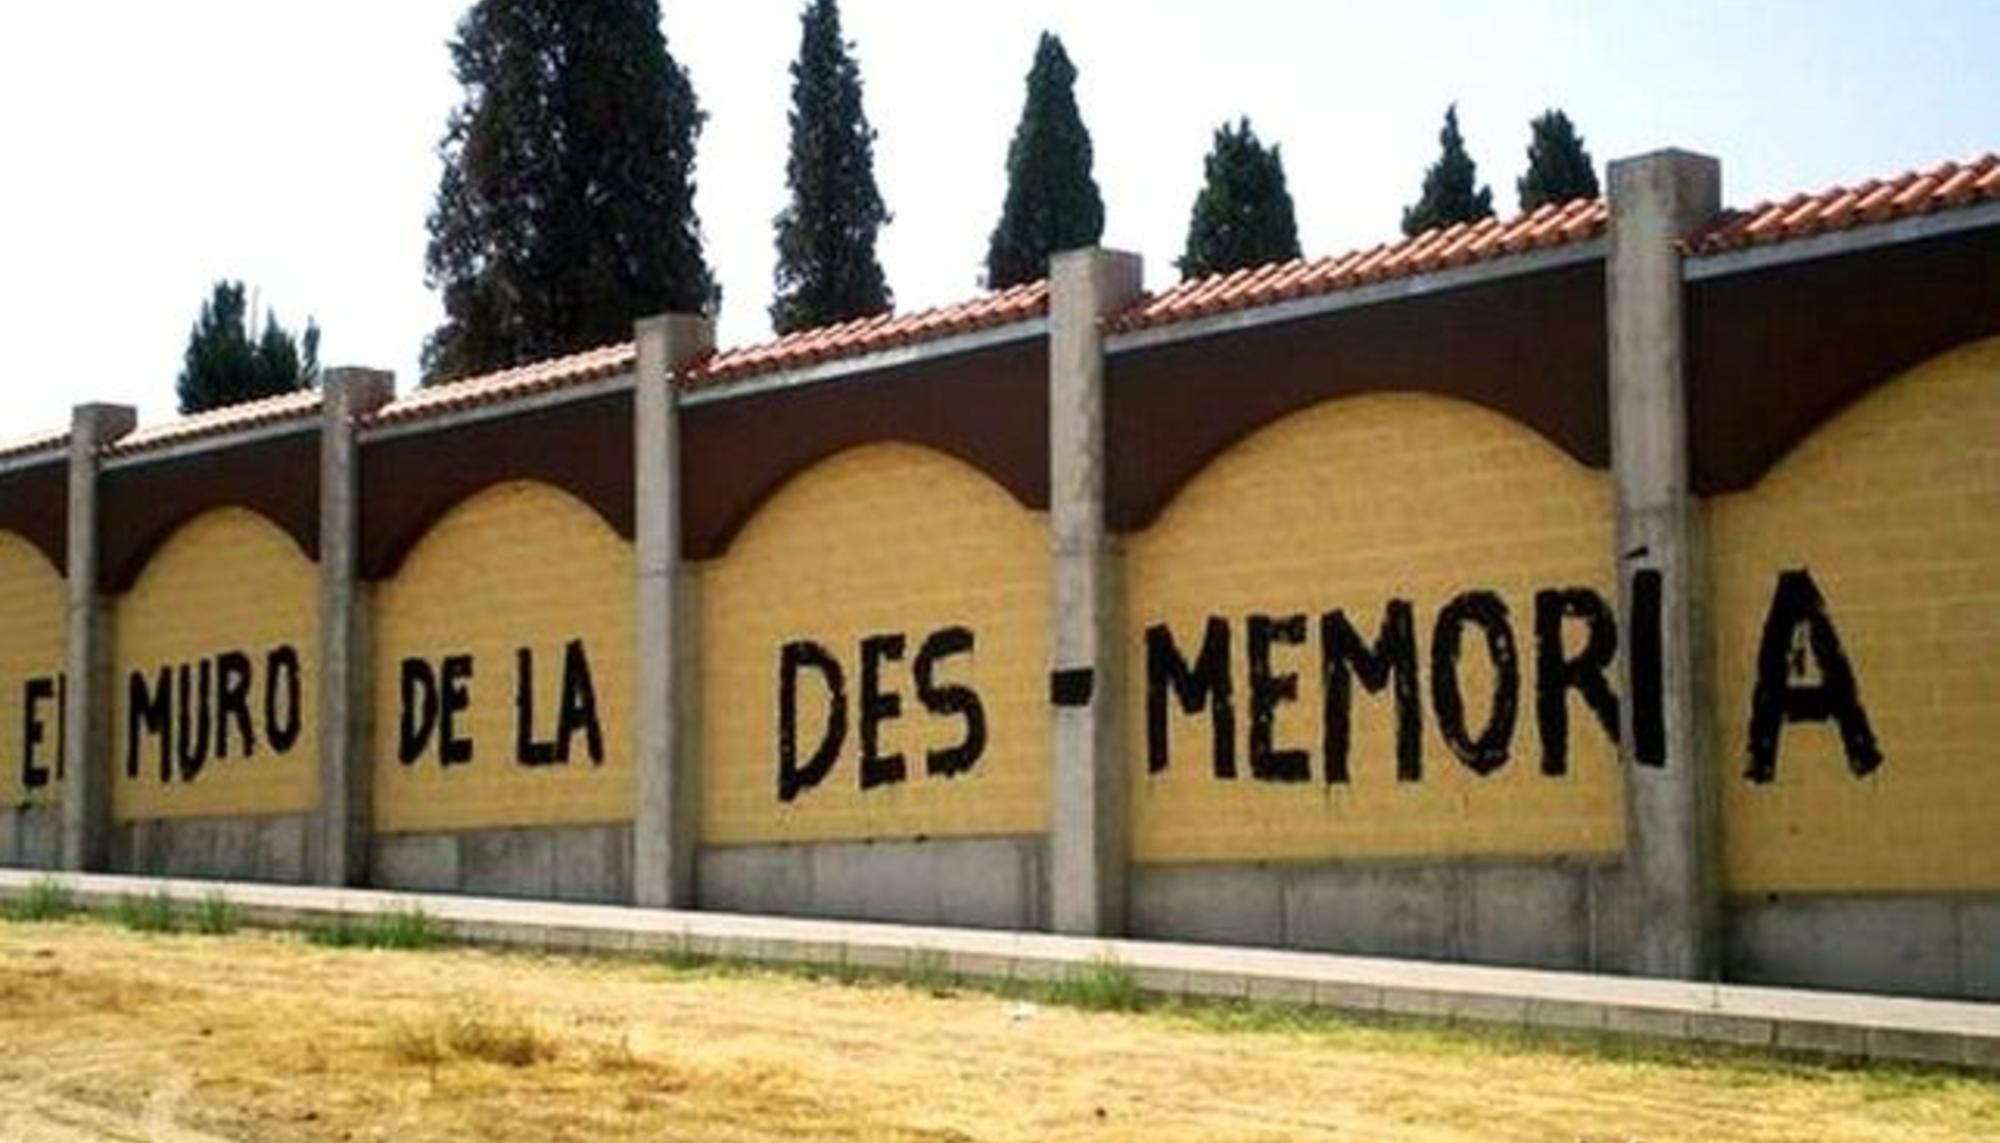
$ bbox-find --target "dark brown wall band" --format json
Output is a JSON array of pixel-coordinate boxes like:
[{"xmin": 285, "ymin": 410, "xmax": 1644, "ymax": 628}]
[
  {"xmin": 0, "ymin": 459, "xmax": 68, "ymax": 574},
  {"xmin": 681, "ymin": 338, "xmax": 1048, "ymax": 560},
  {"xmin": 100, "ymin": 431, "xmax": 320, "ymax": 592},
  {"xmin": 1687, "ymin": 227, "xmax": 2000, "ymax": 495},
  {"xmin": 359, "ymin": 389, "xmax": 634, "ymax": 579},
  {"xmin": 1104, "ymin": 261, "xmax": 1610, "ymax": 532}
]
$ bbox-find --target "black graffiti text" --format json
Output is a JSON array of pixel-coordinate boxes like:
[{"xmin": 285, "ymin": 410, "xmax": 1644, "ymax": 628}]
[
  {"xmin": 125, "ymin": 646, "xmax": 302, "ymax": 783},
  {"xmin": 19, "ymin": 673, "xmax": 65, "ymax": 790},
  {"xmin": 399, "ymin": 654, "xmax": 473, "ymax": 766},
  {"xmin": 396, "ymin": 639, "xmax": 604, "ymax": 769},
  {"xmin": 1145, "ymin": 586, "xmax": 1638, "ymax": 784},
  {"xmin": 778, "ymin": 626, "xmax": 987, "ymax": 802},
  {"xmin": 1745, "ymin": 568, "xmax": 1881, "ymax": 783}
]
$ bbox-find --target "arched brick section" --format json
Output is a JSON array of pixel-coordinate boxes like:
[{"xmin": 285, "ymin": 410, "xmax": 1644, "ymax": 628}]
[
  {"xmin": 1106, "ymin": 260, "xmax": 1608, "ymax": 532},
  {"xmin": 359, "ymin": 390, "xmax": 632, "ymax": 579},
  {"xmin": 681, "ymin": 338, "xmax": 1047, "ymax": 560},
  {"xmin": 99, "ymin": 431, "xmax": 319, "ymax": 592}
]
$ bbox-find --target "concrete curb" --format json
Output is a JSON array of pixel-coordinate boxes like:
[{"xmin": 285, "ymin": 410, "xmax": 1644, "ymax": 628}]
[{"xmin": 4, "ymin": 869, "xmax": 1997, "ymax": 1071}]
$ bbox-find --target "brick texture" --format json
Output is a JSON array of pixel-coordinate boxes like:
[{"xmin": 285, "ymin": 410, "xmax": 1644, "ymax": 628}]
[
  {"xmin": 1710, "ymin": 336, "xmax": 2000, "ymax": 893},
  {"xmin": 1125, "ymin": 394, "xmax": 1621, "ymax": 864},
  {"xmin": 698, "ymin": 443, "xmax": 1050, "ymax": 845},
  {"xmin": 372, "ymin": 481, "xmax": 635, "ymax": 834},
  {"xmin": 0, "ymin": 532, "xmax": 64, "ymax": 807},
  {"xmin": 112, "ymin": 508, "xmax": 319, "ymax": 820}
]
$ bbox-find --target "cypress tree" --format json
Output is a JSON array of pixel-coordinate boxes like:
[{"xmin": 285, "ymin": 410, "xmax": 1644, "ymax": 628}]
[
  {"xmin": 176, "ymin": 281, "xmax": 319, "ymax": 415},
  {"xmin": 770, "ymin": 0, "xmax": 892, "ymax": 335},
  {"xmin": 984, "ymin": 32, "xmax": 1105, "ymax": 289},
  {"xmin": 1177, "ymin": 118, "xmax": 1302, "ymax": 280},
  {"xmin": 423, "ymin": 0, "xmax": 715, "ymax": 384},
  {"xmin": 1516, "ymin": 109, "xmax": 1601, "ymax": 212},
  {"xmin": 1400, "ymin": 104, "xmax": 1494, "ymax": 237}
]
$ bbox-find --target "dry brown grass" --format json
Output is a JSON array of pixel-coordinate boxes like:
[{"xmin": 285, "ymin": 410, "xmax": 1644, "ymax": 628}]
[{"xmin": 0, "ymin": 918, "xmax": 1994, "ymax": 1142}]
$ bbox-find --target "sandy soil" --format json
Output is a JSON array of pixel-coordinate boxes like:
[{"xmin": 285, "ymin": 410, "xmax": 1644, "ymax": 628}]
[{"xmin": 0, "ymin": 920, "xmax": 1995, "ymax": 1142}]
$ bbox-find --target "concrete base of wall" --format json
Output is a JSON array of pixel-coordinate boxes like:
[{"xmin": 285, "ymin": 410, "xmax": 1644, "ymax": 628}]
[
  {"xmin": 1131, "ymin": 859, "xmax": 1617, "ymax": 971},
  {"xmin": 372, "ymin": 825, "xmax": 632, "ymax": 905},
  {"xmin": 1728, "ymin": 893, "xmax": 2000, "ymax": 1000},
  {"xmin": 111, "ymin": 814, "xmax": 317, "ymax": 883},
  {"xmin": 0, "ymin": 805, "xmax": 62, "ymax": 869},
  {"xmin": 697, "ymin": 836, "xmax": 1046, "ymax": 930}
]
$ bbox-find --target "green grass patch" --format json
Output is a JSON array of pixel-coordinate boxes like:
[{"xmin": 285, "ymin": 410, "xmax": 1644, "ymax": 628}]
[
  {"xmin": 192, "ymin": 891, "xmax": 239, "ymax": 935},
  {"xmin": 1, "ymin": 876, "xmax": 78, "ymax": 922},
  {"xmin": 113, "ymin": 890, "xmax": 181, "ymax": 934},
  {"xmin": 903, "ymin": 947, "xmax": 958, "ymax": 997},
  {"xmin": 307, "ymin": 905, "xmax": 447, "ymax": 951},
  {"xmin": 1043, "ymin": 956, "xmax": 1147, "ymax": 1012}
]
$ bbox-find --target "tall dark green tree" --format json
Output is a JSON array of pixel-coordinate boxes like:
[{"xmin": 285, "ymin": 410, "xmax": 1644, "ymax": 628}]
[
  {"xmin": 423, "ymin": 0, "xmax": 715, "ymax": 384},
  {"xmin": 984, "ymin": 32, "xmax": 1104, "ymax": 289},
  {"xmin": 1516, "ymin": 109, "xmax": 1601, "ymax": 212},
  {"xmin": 770, "ymin": 0, "xmax": 891, "ymax": 334},
  {"xmin": 1177, "ymin": 118, "xmax": 1302, "ymax": 280},
  {"xmin": 176, "ymin": 281, "xmax": 319, "ymax": 415},
  {"xmin": 1401, "ymin": 104, "xmax": 1494, "ymax": 237}
]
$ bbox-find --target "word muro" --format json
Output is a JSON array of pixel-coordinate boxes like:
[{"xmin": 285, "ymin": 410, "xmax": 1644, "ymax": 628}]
[
  {"xmin": 1146, "ymin": 570, "xmax": 1880, "ymax": 785},
  {"xmin": 778, "ymin": 626, "xmax": 986, "ymax": 802},
  {"xmin": 126, "ymin": 647, "xmax": 303, "ymax": 782},
  {"xmin": 398, "ymin": 639, "xmax": 604, "ymax": 768}
]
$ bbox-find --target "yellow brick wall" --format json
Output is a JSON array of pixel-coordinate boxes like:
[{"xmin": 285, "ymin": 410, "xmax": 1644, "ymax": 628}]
[
  {"xmin": 700, "ymin": 444, "xmax": 1049, "ymax": 845},
  {"xmin": 0, "ymin": 532, "xmax": 65, "ymax": 808},
  {"xmin": 113, "ymin": 508, "xmax": 318, "ymax": 820},
  {"xmin": 1127, "ymin": 393, "xmax": 1622, "ymax": 864},
  {"xmin": 1711, "ymin": 336, "xmax": 2000, "ymax": 893},
  {"xmin": 372, "ymin": 481, "xmax": 634, "ymax": 833}
]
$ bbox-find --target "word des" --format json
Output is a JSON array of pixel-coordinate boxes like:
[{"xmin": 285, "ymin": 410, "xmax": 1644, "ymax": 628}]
[{"xmin": 777, "ymin": 626, "xmax": 986, "ymax": 802}]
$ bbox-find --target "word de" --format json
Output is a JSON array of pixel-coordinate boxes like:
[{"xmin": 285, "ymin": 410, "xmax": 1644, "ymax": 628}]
[
  {"xmin": 778, "ymin": 626, "xmax": 986, "ymax": 802},
  {"xmin": 398, "ymin": 639, "xmax": 604, "ymax": 768},
  {"xmin": 126, "ymin": 646, "xmax": 303, "ymax": 783}
]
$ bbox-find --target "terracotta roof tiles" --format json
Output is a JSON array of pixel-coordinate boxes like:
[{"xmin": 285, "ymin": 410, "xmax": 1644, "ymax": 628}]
[
  {"xmin": 688, "ymin": 279, "xmax": 1047, "ymax": 387},
  {"xmin": 367, "ymin": 341, "xmax": 637, "ymax": 428},
  {"xmin": 1109, "ymin": 196, "xmax": 1610, "ymax": 333},
  {"xmin": 7, "ymin": 152, "xmax": 1994, "ymax": 448},
  {"xmin": 105, "ymin": 389, "xmax": 323, "ymax": 457},
  {"xmin": 0, "ymin": 428, "xmax": 69, "ymax": 463},
  {"xmin": 359, "ymin": 280, "xmax": 1050, "ymax": 428},
  {"xmin": 1688, "ymin": 153, "xmax": 2000, "ymax": 254}
]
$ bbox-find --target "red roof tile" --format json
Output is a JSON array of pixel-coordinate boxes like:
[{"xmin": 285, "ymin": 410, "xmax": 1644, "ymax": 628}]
[
  {"xmin": 1689, "ymin": 153, "xmax": 2000, "ymax": 254},
  {"xmin": 361, "ymin": 281, "xmax": 1049, "ymax": 428},
  {"xmin": 105, "ymin": 389, "xmax": 324, "ymax": 457},
  {"xmin": 685, "ymin": 280, "xmax": 1047, "ymax": 387},
  {"xmin": 0, "ymin": 428, "xmax": 69, "ymax": 463},
  {"xmin": 13, "ymin": 152, "xmax": 1992, "ymax": 451},
  {"xmin": 368, "ymin": 341, "xmax": 637, "ymax": 428},
  {"xmin": 1108, "ymin": 197, "xmax": 1610, "ymax": 334}
]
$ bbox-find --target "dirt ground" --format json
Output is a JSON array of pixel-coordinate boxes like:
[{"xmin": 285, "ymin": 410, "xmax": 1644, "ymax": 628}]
[{"xmin": 0, "ymin": 919, "xmax": 1995, "ymax": 1142}]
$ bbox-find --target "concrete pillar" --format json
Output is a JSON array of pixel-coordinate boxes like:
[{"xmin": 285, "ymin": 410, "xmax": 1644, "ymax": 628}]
[
  {"xmin": 59, "ymin": 403, "xmax": 135, "ymax": 871},
  {"xmin": 1047, "ymin": 247, "xmax": 1145, "ymax": 936},
  {"xmin": 1606, "ymin": 150, "xmax": 1723, "ymax": 979},
  {"xmin": 315, "ymin": 369, "xmax": 394, "ymax": 886},
  {"xmin": 632, "ymin": 313, "xmax": 714, "ymax": 908}
]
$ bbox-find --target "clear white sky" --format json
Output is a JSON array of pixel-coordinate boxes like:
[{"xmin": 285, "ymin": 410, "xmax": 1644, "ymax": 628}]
[{"xmin": 0, "ymin": 1, "xmax": 1994, "ymax": 433}]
